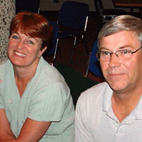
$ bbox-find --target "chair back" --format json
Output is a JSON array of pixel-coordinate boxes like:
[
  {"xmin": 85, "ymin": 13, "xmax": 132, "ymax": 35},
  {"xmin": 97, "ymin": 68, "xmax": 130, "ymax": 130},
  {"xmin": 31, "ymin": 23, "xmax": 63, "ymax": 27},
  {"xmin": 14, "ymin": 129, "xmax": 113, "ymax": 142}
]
[
  {"xmin": 94, "ymin": 0, "xmax": 104, "ymax": 14},
  {"xmin": 58, "ymin": 1, "xmax": 89, "ymax": 31},
  {"xmin": 42, "ymin": 20, "xmax": 59, "ymax": 57},
  {"xmin": 88, "ymin": 40, "xmax": 103, "ymax": 78}
]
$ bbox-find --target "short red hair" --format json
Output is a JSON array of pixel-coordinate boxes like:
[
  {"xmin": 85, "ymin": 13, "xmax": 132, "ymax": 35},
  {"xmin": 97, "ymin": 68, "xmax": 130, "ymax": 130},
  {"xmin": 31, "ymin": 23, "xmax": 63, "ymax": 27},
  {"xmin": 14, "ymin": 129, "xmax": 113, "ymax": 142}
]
[{"xmin": 10, "ymin": 11, "xmax": 53, "ymax": 50}]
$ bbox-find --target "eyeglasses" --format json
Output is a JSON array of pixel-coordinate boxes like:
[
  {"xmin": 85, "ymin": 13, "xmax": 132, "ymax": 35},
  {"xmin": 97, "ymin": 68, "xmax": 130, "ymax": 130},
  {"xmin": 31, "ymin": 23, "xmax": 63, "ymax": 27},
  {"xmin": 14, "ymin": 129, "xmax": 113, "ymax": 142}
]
[{"xmin": 96, "ymin": 46, "xmax": 142, "ymax": 62}]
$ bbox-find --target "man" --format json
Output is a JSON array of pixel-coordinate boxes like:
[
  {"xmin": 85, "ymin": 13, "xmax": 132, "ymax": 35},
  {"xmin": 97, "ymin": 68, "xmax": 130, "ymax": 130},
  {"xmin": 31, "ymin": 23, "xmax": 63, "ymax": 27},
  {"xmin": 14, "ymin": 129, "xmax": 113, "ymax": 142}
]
[{"xmin": 75, "ymin": 15, "xmax": 142, "ymax": 142}]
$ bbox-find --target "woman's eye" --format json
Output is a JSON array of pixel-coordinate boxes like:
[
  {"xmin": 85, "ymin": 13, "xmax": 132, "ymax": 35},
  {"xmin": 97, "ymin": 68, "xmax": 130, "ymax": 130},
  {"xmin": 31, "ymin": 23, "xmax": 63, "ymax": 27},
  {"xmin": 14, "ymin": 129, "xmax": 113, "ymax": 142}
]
[
  {"xmin": 12, "ymin": 35, "xmax": 19, "ymax": 39},
  {"xmin": 27, "ymin": 40, "xmax": 34, "ymax": 45}
]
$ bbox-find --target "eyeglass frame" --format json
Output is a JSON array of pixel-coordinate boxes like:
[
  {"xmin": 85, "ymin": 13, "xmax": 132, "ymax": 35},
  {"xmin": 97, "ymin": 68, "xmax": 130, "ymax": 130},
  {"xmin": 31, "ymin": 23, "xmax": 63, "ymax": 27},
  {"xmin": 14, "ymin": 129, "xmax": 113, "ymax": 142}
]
[{"xmin": 96, "ymin": 46, "xmax": 142, "ymax": 62}]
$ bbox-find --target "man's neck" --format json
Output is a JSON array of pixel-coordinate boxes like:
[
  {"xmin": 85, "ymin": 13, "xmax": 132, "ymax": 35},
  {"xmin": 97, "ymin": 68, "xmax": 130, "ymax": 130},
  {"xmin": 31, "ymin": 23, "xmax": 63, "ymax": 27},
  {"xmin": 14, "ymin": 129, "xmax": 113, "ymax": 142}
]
[{"xmin": 111, "ymin": 90, "xmax": 142, "ymax": 122}]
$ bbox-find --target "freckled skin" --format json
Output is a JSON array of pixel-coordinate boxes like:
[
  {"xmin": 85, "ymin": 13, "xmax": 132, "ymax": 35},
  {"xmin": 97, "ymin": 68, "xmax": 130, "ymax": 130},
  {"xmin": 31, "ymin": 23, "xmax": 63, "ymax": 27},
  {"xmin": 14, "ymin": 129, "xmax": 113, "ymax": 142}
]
[{"xmin": 8, "ymin": 32, "xmax": 46, "ymax": 69}]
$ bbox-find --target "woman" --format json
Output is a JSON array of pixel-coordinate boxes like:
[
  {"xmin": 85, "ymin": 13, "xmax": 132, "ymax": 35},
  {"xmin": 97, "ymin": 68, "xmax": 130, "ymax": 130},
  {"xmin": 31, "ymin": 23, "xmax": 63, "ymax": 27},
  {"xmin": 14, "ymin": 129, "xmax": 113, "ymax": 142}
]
[{"xmin": 0, "ymin": 11, "xmax": 74, "ymax": 142}]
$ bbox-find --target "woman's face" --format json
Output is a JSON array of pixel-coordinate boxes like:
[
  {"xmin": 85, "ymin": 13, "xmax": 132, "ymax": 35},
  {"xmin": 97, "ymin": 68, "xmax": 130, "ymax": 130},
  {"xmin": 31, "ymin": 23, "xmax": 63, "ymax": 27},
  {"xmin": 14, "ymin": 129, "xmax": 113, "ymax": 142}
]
[{"xmin": 8, "ymin": 32, "xmax": 46, "ymax": 68}]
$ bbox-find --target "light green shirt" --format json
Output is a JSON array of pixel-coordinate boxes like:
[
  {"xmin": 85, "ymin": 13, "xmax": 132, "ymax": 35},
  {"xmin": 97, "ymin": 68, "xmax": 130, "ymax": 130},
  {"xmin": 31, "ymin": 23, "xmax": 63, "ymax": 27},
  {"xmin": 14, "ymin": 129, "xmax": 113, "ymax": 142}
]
[{"xmin": 0, "ymin": 57, "xmax": 74, "ymax": 142}]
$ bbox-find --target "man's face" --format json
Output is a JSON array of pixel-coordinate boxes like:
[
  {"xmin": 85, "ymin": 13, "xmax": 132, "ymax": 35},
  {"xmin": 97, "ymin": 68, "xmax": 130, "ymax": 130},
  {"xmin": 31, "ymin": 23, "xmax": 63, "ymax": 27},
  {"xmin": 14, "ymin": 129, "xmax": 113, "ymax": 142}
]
[{"xmin": 99, "ymin": 31, "xmax": 142, "ymax": 94}]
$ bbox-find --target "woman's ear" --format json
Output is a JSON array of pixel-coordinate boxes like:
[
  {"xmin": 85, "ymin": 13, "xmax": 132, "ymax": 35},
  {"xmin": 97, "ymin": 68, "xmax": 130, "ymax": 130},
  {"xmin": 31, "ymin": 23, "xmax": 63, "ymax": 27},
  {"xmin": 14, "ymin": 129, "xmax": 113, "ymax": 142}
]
[
  {"xmin": 38, "ymin": 46, "xmax": 47, "ymax": 57},
  {"xmin": 41, "ymin": 46, "xmax": 47, "ymax": 54}
]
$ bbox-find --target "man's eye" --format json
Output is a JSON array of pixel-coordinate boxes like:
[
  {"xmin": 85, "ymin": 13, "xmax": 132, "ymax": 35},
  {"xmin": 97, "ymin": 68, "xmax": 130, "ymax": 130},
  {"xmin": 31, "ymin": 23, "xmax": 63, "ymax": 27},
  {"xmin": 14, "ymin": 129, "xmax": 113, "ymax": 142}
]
[
  {"xmin": 101, "ymin": 51, "xmax": 110, "ymax": 56},
  {"xmin": 121, "ymin": 50, "xmax": 131, "ymax": 54}
]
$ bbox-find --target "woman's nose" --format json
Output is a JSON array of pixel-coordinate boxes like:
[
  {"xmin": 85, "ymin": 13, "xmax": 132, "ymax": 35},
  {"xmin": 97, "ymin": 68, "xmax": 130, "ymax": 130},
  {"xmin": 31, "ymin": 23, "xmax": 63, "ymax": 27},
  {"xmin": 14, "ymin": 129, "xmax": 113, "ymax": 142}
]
[{"xmin": 17, "ymin": 40, "xmax": 25, "ymax": 49}]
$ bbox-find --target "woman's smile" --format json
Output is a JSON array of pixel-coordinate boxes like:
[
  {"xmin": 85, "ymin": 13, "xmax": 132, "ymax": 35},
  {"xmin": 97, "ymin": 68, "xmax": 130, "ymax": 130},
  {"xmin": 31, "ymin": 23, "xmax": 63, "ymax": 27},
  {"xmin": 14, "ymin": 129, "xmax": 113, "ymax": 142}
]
[{"xmin": 14, "ymin": 50, "xmax": 26, "ymax": 57}]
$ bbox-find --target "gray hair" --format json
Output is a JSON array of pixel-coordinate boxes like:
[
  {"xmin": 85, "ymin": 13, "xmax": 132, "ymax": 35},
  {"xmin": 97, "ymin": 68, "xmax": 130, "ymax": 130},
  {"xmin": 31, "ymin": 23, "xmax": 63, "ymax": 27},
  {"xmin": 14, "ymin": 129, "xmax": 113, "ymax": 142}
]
[{"xmin": 97, "ymin": 15, "xmax": 142, "ymax": 48}]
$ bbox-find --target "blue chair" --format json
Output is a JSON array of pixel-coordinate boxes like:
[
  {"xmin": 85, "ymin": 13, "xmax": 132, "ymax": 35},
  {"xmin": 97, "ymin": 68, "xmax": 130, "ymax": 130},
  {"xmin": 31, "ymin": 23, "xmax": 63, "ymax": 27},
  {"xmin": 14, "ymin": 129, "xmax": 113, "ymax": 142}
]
[
  {"xmin": 85, "ymin": 40, "xmax": 103, "ymax": 78},
  {"xmin": 94, "ymin": 0, "xmax": 126, "ymax": 23},
  {"xmin": 57, "ymin": 1, "xmax": 89, "ymax": 63},
  {"xmin": 42, "ymin": 20, "xmax": 59, "ymax": 63}
]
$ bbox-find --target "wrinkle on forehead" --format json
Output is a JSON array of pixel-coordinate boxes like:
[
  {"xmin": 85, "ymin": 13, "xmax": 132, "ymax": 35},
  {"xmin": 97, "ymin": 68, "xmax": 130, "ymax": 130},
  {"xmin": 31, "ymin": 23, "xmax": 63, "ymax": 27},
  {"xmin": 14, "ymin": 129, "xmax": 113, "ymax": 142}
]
[{"xmin": 99, "ymin": 31, "xmax": 141, "ymax": 51}]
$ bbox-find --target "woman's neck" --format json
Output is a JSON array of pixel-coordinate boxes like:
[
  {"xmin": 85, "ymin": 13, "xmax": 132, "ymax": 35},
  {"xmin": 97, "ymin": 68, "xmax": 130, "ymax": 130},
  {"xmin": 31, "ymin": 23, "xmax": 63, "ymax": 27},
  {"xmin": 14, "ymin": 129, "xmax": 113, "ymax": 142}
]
[{"xmin": 13, "ymin": 62, "xmax": 39, "ymax": 96}]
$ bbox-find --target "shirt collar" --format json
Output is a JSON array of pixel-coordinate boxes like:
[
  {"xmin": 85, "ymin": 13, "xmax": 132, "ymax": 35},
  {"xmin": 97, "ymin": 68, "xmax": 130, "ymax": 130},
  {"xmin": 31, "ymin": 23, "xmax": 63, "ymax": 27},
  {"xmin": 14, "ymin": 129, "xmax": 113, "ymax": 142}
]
[
  {"xmin": 102, "ymin": 83, "xmax": 142, "ymax": 120},
  {"xmin": 102, "ymin": 83, "xmax": 113, "ymax": 112}
]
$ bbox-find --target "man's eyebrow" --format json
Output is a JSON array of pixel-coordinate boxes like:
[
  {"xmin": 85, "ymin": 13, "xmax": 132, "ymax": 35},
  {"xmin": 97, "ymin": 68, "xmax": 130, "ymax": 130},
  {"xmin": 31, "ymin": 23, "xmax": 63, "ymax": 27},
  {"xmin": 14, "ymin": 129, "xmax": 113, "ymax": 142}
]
[
  {"xmin": 99, "ymin": 45, "xmax": 132, "ymax": 50},
  {"xmin": 99, "ymin": 47, "xmax": 110, "ymax": 50},
  {"xmin": 119, "ymin": 45, "xmax": 132, "ymax": 49}
]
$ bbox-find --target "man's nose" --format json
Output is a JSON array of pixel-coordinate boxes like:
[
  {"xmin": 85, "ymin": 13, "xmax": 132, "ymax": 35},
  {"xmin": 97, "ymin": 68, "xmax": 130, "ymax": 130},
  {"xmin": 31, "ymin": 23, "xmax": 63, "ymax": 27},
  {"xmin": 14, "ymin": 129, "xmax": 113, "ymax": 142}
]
[{"xmin": 108, "ymin": 53, "xmax": 121, "ymax": 68}]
